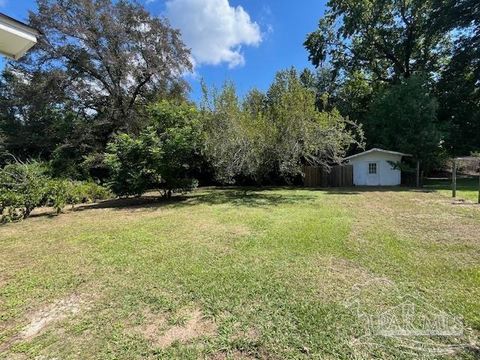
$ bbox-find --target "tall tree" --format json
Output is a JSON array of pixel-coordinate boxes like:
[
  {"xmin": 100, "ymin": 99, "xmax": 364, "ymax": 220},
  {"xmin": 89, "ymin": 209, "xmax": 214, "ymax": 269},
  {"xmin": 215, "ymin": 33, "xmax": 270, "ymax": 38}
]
[
  {"xmin": 24, "ymin": 0, "xmax": 192, "ymax": 134},
  {"xmin": 201, "ymin": 82, "xmax": 268, "ymax": 184},
  {"xmin": 436, "ymin": 42, "xmax": 480, "ymax": 156},
  {"xmin": 0, "ymin": 69, "xmax": 76, "ymax": 162},
  {"xmin": 201, "ymin": 69, "xmax": 363, "ymax": 185},
  {"xmin": 433, "ymin": 0, "xmax": 480, "ymax": 155},
  {"xmin": 266, "ymin": 68, "xmax": 362, "ymax": 179},
  {"xmin": 0, "ymin": 0, "xmax": 192, "ymax": 176},
  {"xmin": 366, "ymin": 75, "xmax": 443, "ymax": 171},
  {"xmin": 304, "ymin": 0, "xmax": 451, "ymax": 82},
  {"xmin": 304, "ymin": 0, "xmax": 480, "ymax": 160}
]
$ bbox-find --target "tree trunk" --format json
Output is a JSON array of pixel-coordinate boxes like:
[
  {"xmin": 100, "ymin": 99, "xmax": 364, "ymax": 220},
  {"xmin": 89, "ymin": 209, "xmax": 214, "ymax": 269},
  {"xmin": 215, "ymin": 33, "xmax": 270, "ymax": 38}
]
[{"xmin": 24, "ymin": 207, "xmax": 32, "ymax": 218}]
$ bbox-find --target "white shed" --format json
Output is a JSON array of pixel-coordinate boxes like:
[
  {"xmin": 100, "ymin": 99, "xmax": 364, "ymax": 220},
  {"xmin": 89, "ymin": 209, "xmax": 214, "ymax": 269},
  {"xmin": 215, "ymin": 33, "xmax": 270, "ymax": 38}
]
[{"xmin": 344, "ymin": 148, "xmax": 411, "ymax": 186}]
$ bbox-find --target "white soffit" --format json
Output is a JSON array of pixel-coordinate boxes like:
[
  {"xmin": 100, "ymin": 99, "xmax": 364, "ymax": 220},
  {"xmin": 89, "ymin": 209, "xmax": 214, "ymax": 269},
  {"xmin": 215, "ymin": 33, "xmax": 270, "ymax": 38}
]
[{"xmin": 0, "ymin": 13, "xmax": 39, "ymax": 60}]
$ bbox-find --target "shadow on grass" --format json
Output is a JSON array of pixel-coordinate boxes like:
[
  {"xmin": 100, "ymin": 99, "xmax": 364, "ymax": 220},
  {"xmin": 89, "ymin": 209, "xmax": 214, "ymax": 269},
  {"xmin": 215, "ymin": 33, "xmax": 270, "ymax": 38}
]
[
  {"xmin": 187, "ymin": 188, "xmax": 317, "ymax": 207},
  {"xmin": 320, "ymin": 186, "xmax": 426, "ymax": 195},
  {"xmin": 424, "ymin": 177, "xmax": 478, "ymax": 192},
  {"xmin": 18, "ymin": 184, "xmax": 454, "ymax": 222},
  {"xmin": 29, "ymin": 185, "xmax": 432, "ymax": 217},
  {"xmin": 70, "ymin": 187, "xmax": 318, "ymax": 213},
  {"xmin": 72, "ymin": 195, "xmax": 185, "ymax": 213}
]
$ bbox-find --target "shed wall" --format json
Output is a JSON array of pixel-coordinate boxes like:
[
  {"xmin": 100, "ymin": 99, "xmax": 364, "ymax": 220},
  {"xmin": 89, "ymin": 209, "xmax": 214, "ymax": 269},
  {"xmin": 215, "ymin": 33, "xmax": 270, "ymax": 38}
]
[{"xmin": 347, "ymin": 152, "xmax": 402, "ymax": 186}]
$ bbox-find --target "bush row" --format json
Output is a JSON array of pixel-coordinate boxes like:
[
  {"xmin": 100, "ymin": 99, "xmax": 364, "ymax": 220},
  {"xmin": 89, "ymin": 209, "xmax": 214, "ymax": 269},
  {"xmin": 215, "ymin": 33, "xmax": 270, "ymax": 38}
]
[{"xmin": 0, "ymin": 161, "xmax": 111, "ymax": 222}]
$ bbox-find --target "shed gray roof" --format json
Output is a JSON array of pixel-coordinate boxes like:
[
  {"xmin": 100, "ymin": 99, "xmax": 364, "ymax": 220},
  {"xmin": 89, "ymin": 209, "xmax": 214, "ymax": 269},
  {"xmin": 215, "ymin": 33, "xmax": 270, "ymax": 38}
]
[{"xmin": 344, "ymin": 148, "xmax": 412, "ymax": 161}]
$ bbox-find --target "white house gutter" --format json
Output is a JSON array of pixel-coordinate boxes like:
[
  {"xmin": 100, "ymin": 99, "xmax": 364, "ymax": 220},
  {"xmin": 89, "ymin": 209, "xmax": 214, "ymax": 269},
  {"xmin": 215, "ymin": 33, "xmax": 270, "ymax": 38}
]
[{"xmin": 0, "ymin": 13, "xmax": 39, "ymax": 60}]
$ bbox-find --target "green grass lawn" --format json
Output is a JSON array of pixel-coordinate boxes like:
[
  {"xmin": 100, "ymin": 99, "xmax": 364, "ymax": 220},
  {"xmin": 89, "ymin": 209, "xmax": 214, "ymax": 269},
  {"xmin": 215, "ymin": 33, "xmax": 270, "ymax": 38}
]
[
  {"xmin": 424, "ymin": 177, "xmax": 480, "ymax": 203},
  {"xmin": 1, "ymin": 187, "xmax": 479, "ymax": 359}
]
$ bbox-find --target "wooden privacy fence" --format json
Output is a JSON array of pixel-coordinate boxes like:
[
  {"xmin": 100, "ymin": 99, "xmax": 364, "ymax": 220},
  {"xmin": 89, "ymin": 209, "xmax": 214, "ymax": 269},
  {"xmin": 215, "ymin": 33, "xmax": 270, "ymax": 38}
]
[{"xmin": 303, "ymin": 165, "xmax": 353, "ymax": 187}]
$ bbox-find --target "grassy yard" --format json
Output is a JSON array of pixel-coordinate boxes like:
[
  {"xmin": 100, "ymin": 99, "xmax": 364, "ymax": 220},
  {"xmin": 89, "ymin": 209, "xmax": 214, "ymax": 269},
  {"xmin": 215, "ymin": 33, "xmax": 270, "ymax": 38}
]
[
  {"xmin": 424, "ymin": 177, "xmax": 480, "ymax": 203},
  {"xmin": 0, "ymin": 187, "xmax": 479, "ymax": 359}
]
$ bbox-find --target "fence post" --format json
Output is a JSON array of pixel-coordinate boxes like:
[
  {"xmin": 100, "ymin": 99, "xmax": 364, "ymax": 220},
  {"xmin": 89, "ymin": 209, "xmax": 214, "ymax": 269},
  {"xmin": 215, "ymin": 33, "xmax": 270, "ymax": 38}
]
[
  {"xmin": 452, "ymin": 160, "xmax": 457, "ymax": 198},
  {"xmin": 478, "ymin": 160, "xmax": 480, "ymax": 204},
  {"xmin": 416, "ymin": 160, "xmax": 420, "ymax": 188}
]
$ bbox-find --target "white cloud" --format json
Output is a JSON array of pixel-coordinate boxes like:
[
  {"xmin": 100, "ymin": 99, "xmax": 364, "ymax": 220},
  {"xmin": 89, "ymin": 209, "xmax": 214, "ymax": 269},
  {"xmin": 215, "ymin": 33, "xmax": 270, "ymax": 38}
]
[{"xmin": 165, "ymin": 0, "xmax": 262, "ymax": 68}]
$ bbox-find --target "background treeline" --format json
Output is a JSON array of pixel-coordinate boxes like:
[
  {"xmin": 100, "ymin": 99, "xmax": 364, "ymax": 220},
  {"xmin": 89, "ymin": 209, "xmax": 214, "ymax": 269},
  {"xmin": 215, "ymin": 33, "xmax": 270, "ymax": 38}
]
[
  {"xmin": 304, "ymin": 0, "xmax": 479, "ymax": 170},
  {"xmin": 1, "ymin": 0, "xmax": 479, "ymax": 214},
  {"xmin": 0, "ymin": 1, "xmax": 362, "ymax": 190},
  {"xmin": 0, "ymin": 67, "xmax": 361, "ymax": 221}
]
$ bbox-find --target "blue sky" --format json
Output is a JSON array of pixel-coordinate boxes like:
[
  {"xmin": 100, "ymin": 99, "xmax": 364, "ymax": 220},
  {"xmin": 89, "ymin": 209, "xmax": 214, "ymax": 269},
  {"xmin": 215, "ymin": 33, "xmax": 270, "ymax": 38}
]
[{"xmin": 0, "ymin": 0, "xmax": 327, "ymax": 101}]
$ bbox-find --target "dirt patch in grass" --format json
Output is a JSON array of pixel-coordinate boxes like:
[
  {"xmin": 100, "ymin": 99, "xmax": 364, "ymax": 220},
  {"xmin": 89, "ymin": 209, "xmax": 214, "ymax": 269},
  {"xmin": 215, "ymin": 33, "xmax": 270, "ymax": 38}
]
[
  {"xmin": 0, "ymin": 293, "xmax": 86, "ymax": 352},
  {"xmin": 397, "ymin": 213, "xmax": 480, "ymax": 245},
  {"xmin": 136, "ymin": 308, "xmax": 217, "ymax": 349},
  {"xmin": 322, "ymin": 257, "xmax": 374, "ymax": 281},
  {"xmin": 21, "ymin": 294, "xmax": 85, "ymax": 340},
  {"xmin": 347, "ymin": 191, "xmax": 480, "ymax": 247},
  {"xmin": 235, "ymin": 326, "xmax": 260, "ymax": 342},
  {"xmin": 0, "ymin": 275, "xmax": 8, "ymax": 289}
]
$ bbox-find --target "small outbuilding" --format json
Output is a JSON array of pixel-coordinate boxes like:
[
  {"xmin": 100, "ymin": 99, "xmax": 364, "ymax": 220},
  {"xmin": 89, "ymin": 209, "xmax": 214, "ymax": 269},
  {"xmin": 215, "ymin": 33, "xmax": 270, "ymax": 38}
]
[{"xmin": 344, "ymin": 148, "xmax": 411, "ymax": 186}]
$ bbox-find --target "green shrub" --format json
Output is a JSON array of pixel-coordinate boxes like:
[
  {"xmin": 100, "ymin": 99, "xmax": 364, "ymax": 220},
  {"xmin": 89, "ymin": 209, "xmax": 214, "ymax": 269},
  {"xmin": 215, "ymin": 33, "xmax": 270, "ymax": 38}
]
[
  {"xmin": 1, "ymin": 160, "xmax": 111, "ymax": 222},
  {"xmin": 44, "ymin": 180, "xmax": 111, "ymax": 214},
  {"xmin": 71, "ymin": 181, "xmax": 111, "ymax": 203},
  {"xmin": 105, "ymin": 101, "xmax": 200, "ymax": 198},
  {"xmin": 0, "ymin": 161, "xmax": 49, "ymax": 221},
  {"xmin": 44, "ymin": 180, "xmax": 75, "ymax": 214},
  {"xmin": 0, "ymin": 190, "xmax": 28, "ymax": 222}
]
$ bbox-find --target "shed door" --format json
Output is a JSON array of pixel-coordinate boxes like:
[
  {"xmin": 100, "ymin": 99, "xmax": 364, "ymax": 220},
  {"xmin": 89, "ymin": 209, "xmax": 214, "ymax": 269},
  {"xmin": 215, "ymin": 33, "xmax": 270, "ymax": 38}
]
[{"xmin": 366, "ymin": 161, "xmax": 380, "ymax": 186}]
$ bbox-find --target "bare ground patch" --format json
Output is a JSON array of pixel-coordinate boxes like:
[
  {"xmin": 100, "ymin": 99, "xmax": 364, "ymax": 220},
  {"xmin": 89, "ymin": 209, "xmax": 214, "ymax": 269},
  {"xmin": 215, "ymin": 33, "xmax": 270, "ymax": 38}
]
[
  {"xmin": 135, "ymin": 307, "xmax": 217, "ymax": 349},
  {"xmin": 20, "ymin": 294, "xmax": 85, "ymax": 340},
  {"xmin": 345, "ymin": 191, "xmax": 480, "ymax": 272},
  {"xmin": 0, "ymin": 293, "xmax": 87, "ymax": 352}
]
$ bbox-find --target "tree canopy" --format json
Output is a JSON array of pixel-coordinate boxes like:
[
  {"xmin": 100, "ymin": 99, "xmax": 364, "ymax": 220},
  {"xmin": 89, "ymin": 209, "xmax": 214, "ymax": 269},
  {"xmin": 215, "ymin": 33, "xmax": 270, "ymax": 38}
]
[
  {"xmin": 366, "ymin": 75, "xmax": 443, "ymax": 170},
  {"xmin": 201, "ymin": 69, "xmax": 363, "ymax": 185},
  {"xmin": 105, "ymin": 101, "xmax": 200, "ymax": 198},
  {"xmin": 1, "ymin": 0, "xmax": 478, "ymax": 194},
  {"xmin": 1, "ymin": 0, "xmax": 192, "ymax": 177},
  {"xmin": 305, "ymin": 0, "xmax": 452, "ymax": 82},
  {"xmin": 304, "ymin": 0, "xmax": 479, "ymax": 163},
  {"xmin": 27, "ymin": 0, "xmax": 192, "ymax": 132}
]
